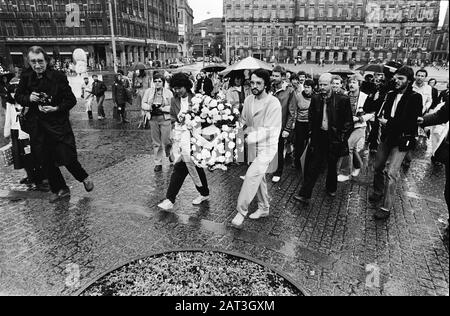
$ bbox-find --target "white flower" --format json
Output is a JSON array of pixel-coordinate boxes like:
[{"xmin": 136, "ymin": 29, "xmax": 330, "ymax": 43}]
[
  {"xmin": 217, "ymin": 144, "xmax": 225, "ymax": 153},
  {"xmin": 209, "ymin": 100, "xmax": 218, "ymax": 108},
  {"xmin": 201, "ymin": 149, "xmax": 211, "ymax": 159},
  {"xmin": 217, "ymin": 103, "xmax": 225, "ymax": 111},
  {"xmin": 228, "ymin": 132, "xmax": 236, "ymax": 139},
  {"xmin": 210, "ymin": 108, "xmax": 219, "ymax": 117},
  {"xmin": 228, "ymin": 115, "xmax": 234, "ymax": 121},
  {"xmin": 225, "ymin": 151, "xmax": 232, "ymax": 159},
  {"xmin": 194, "ymin": 116, "xmax": 202, "ymax": 123},
  {"xmin": 196, "ymin": 153, "xmax": 202, "ymax": 160},
  {"xmin": 217, "ymin": 156, "xmax": 226, "ymax": 163},
  {"xmin": 221, "ymin": 132, "xmax": 229, "ymax": 139},
  {"xmin": 224, "ymin": 109, "xmax": 231, "ymax": 116},
  {"xmin": 237, "ymin": 138, "xmax": 243, "ymax": 145},
  {"xmin": 204, "ymin": 96, "xmax": 212, "ymax": 104},
  {"xmin": 222, "ymin": 125, "xmax": 230, "ymax": 132},
  {"xmin": 233, "ymin": 108, "xmax": 240, "ymax": 115},
  {"xmin": 206, "ymin": 118, "xmax": 212, "ymax": 124},
  {"xmin": 228, "ymin": 142, "xmax": 236, "ymax": 150},
  {"xmin": 192, "ymin": 145, "xmax": 197, "ymax": 151}
]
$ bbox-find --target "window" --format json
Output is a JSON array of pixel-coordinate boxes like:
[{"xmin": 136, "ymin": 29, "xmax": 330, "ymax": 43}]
[
  {"xmin": 334, "ymin": 37, "xmax": 340, "ymax": 46},
  {"xmin": 343, "ymin": 37, "xmax": 348, "ymax": 47},
  {"xmin": 22, "ymin": 21, "xmax": 35, "ymax": 36},
  {"xmin": 299, "ymin": 7, "xmax": 305, "ymax": 18},
  {"xmin": 352, "ymin": 37, "xmax": 357, "ymax": 47},
  {"xmin": 328, "ymin": 7, "xmax": 333, "ymax": 18},
  {"xmin": 316, "ymin": 37, "xmax": 321, "ymax": 46},
  {"xmin": 309, "ymin": 7, "xmax": 314, "ymax": 19},
  {"xmin": 307, "ymin": 37, "xmax": 312, "ymax": 46},
  {"xmin": 326, "ymin": 37, "xmax": 330, "ymax": 47},
  {"xmin": 288, "ymin": 37, "xmax": 293, "ymax": 47},
  {"xmin": 244, "ymin": 37, "xmax": 249, "ymax": 46},
  {"xmin": 298, "ymin": 36, "xmax": 303, "ymax": 46},
  {"xmin": 5, "ymin": 21, "xmax": 18, "ymax": 37},
  {"xmin": 366, "ymin": 37, "xmax": 371, "ymax": 46}
]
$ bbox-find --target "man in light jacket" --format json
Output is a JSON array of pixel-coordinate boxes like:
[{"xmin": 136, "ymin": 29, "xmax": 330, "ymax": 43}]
[{"xmin": 142, "ymin": 72, "xmax": 174, "ymax": 172}]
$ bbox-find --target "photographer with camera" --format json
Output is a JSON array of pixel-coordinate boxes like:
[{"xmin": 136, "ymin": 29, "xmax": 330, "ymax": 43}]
[
  {"xmin": 142, "ymin": 72, "xmax": 174, "ymax": 172},
  {"xmin": 15, "ymin": 46, "xmax": 94, "ymax": 203}
]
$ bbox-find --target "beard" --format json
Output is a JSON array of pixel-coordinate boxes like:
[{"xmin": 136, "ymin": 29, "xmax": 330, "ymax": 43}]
[
  {"xmin": 395, "ymin": 82, "xmax": 408, "ymax": 92},
  {"xmin": 252, "ymin": 87, "xmax": 264, "ymax": 96}
]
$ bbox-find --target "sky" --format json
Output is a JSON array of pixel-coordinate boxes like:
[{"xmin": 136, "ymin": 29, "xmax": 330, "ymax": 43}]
[{"xmin": 189, "ymin": 0, "xmax": 449, "ymax": 25}]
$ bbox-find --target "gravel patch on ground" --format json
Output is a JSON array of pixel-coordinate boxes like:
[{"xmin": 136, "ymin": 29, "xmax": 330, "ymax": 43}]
[{"xmin": 81, "ymin": 251, "xmax": 304, "ymax": 296}]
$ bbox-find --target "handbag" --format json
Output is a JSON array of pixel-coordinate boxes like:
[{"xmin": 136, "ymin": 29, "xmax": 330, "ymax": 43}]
[{"xmin": 0, "ymin": 143, "xmax": 13, "ymax": 167}]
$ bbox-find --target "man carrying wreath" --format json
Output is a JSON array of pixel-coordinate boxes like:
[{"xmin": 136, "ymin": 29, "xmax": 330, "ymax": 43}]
[
  {"xmin": 158, "ymin": 73, "xmax": 210, "ymax": 210},
  {"xmin": 231, "ymin": 69, "xmax": 282, "ymax": 227}
]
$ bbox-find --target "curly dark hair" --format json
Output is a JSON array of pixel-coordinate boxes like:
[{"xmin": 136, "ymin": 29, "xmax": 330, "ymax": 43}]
[{"xmin": 169, "ymin": 72, "xmax": 193, "ymax": 90}]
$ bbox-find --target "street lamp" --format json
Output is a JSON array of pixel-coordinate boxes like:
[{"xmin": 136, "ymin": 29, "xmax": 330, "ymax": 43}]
[
  {"xmin": 201, "ymin": 27, "xmax": 207, "ymax": 68},
  {"xmin": 108, "ymin": 0, "xmax": 117, "ymax": 73}
]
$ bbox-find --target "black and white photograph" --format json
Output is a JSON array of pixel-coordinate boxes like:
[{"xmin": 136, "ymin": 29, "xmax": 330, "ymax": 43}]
[{"xmin": 0, "ymin": 0, "xmax": 449, "ymax": 300}]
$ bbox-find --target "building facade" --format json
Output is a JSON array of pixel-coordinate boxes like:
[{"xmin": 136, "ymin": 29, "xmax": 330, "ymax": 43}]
[
  {"xmin": 193, "ymin": 18, "xmax": 225, "ymax": 60},
  {"xmin": 432, "ymin": 3, "xmax": 449, "ymax": 62},
  {"xmin": 177, "ymin": 0, "xmax": 194, "ymax": 58},
  {"xmin": 223, "ymin": 0, "xmax": 441, "ymax": 64},
  {"xmin": 0, "ymin": 0, "xmax": 179, "ymax": 70}
]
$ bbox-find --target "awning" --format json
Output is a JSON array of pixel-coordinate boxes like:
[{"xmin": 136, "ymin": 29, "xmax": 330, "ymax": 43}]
[{"xmin": 10, "ymin": 52, "xmax": 23, "ymax": 55}]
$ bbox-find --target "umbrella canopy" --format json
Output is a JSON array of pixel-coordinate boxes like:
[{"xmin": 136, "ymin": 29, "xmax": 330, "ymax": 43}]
[
  {"xmin": 219, "ymin": 57, "xmax": 272, "ymax": 77},
  {"xmin": 355, "ymin": 64, "xmax": 385, "ymax": 73},
  {"xmin": 328, "ymin": 67, "xmax": 355, "ymax": 77},
  {"xmin": 384, "ymin": 61, "xmax": 403, "ymax": 73},
  {"xmin": 128, "ymin": 62, "xmax": 150, "ymax": 72},
  {"xmin": 202, "ymin": 63, "xmax": 227, "ymax": 73}
]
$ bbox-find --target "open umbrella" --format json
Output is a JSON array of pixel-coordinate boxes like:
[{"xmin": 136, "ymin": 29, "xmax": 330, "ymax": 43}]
[
  {"xmin": 355, "ymin": 64, "xmax": 384, "ymax": 73},
  {"xmin": 128, "ymin": 62, "xmax": 150, "ymax": 72},
  {"xmin": 384, "ymin": 61, "xmax": 403, "ymax": 73},
  {"xmin": 328, "ymin": 67, "xmax": 355, "ymax": 77},
  {"xmin": 219, "ymin": 57, "xmax": 272, "ymax": 77},
  {"xmin": 202, "ymin": 63, "xmax": 227, "ymax": 73}
]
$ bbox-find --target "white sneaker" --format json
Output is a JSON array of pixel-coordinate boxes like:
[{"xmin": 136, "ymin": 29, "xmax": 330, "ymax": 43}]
[
  {"xmin": 351, "ymin": 169, "xmax": 361, "ymax": 177},
  {"xmin": 249, "ymin": 209, "xmax": 270, "ymax": 219},
  {"xmin": 240, "ymin": 176, "xmax": 245, "ymax": 180},
  {"xmin": 231, "ymin": 213, "xmax": 245, "ymax": 227},
  {"xmin": 338, "ymin": 175, "xmax": 351, "ymax": 182},
  {"xmin": 192, "ymin": 195, "xmax": 209, "ymax": 205},
  {"xmin": 158, "ymin": 199, "xmax": 174, "ymax": 210},
  {"xmin": 272, "ymin": 176, "xmax": 281, "ymax": 183}
]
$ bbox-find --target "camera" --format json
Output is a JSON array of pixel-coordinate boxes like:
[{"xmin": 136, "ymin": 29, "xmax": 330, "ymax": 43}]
[{"xmin": 36, "ymin": 92, "xmax": 52, "ymax": 106}]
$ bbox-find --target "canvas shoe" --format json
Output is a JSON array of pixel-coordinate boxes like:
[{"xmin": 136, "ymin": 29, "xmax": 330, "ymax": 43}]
[
  {"xmin": 158, "ymin": 199, "xmax": 174, "ymax": 210},
  {"xmin": 352, "ymin": 169, "xmax": 361, "ymax": 177},
  {"xmin": 249, "ymin": 209, "xmax": 270, "ymax": 220},
  {"xmin": 338, "ymin": 175, "xmax": 351, "ymax": 182},
  {"xmin": 231, "ymin": 213, "xmax": 245, "ymax": 227},
  {"xmin": 193, "ymin": 195, "xmax": 209, "ymax": 205},
  {"xmin": 272, "ymin": 176, "xmax": 281, "ymax": 183}
]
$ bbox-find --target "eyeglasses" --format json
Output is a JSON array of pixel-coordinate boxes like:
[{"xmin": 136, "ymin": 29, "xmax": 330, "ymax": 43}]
[{"xmin": 30, "ymin": 59, "xmax": 45, "ymax": 65}]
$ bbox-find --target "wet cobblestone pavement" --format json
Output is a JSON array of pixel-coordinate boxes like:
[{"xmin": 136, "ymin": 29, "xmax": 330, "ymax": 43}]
[{"xmin": 0, "ymin": 100, "xmax": 448, "ymax": 296}]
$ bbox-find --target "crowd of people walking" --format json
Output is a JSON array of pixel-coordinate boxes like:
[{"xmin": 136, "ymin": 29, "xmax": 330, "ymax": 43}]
[{"xmin": 1, "ymin": 45, "xmax": 448, "ymax": 243}]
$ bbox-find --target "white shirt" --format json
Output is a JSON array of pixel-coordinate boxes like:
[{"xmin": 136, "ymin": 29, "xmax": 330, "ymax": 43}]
[
  {"xmin": 391, "ymin": 94, "xmax": 403, "ymax": 118},
  {"xmin": 178, "ymin": 96, "xmax": 189, "ymax": 120},
  {"xmin": 412, "ymin": 82, "xmax": 433, "ymax": 114}
]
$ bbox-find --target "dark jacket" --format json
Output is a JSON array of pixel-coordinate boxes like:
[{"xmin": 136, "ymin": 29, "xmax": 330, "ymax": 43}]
[
  {"xmin": 195, "ymin": 78, "xmax": 213, "ymax": 97},
  {"xmin": 423, "ymin": 101, "xmax": 449, "ymax": 164},
  {"xmin": 431, "ymin": 86, "xmax": 439, "ymax": 110},
  {"xmin": 170, "ymin": 92, "xmax": 194, "ymax": 124},
  {"xmin": 92, "ymin": 80, "xmax": 107, "ymax": 97},
  {"xmin": 112, "ymin": 81, "xmax": 130, "ymax": 105},
  {"xmin": 439, "ymin": 89, "xmax": 449, "ymax": 104},
  {"xmin": 272, "ymin": 84, "xmax": 297, "ymax": 133},
  {"xmin": 381, "ymin": 86, "xmax": 423, "ymax": 149},
  {"xmin": 14, "ymin": 68, "xmax": 78, "ymax": 165},
  {"xmin": 0, "ymin": 83, "xmax": 15, "ymax": 108},
  {"xmin": 308, "ymin": 92, "xmax": 353, "ymax": 156}
]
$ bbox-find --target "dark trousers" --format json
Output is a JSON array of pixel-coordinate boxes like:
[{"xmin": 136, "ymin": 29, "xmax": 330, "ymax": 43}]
[
  {"xmin": 46, "ymin": 160, "xmax": 89, "ymax": 193},
  {"xmin": 117, "ymin": 103, "xmax": 126, "ymax": 118},
  {"xmin": 274, "ymin": 135, "xmax": 285, "ymax": 177},
  {"xmin": 294, "ymin": 122, "xmax": 309, "ymax": 169},
  {"xmin": 40, "ymin": 138, "xmax": 89, "ymax": 193},
  {"xmin": 367, "ymin": 120, "xmax": 380, "ymax": 150},
  {"xmin": 166, "ymin": 161, "xmax": 209, "ymax": 203},
  {"xmin": 445, "ymin": 163, "xmax": 449, "ymax": 225},
  {"xmin": 97, "ymin": 95, "xmax": 105, "ymax": 118},
  {"xmin": 299, "ymin": 130, "xmax": 338, "ymax": 198}
]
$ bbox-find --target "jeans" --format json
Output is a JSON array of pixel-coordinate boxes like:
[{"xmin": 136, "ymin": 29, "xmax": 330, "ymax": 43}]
[
  {"xmin": 96, "ymin": 95, "xmax": 105, "ymax": 118},
  {"xmin": 337, "ymin": 127, "xmax": 365, "ymax": 176},
  {"xmin": 294, "ymin": 122, "xmax": 309, "ymax": 169},
  {"xmin": 150, "ymin": 115, "xmax": 172, "ymax": 165},
  {"xmin": 166, "ymin": 161, "xmax": 209, "ymax": 203},
  {"xmin": 299, "ymin": 130, "xmax": 338, "ymax": 198},
  {"xmin": 373, "ymin": 141, "xmax": 407, "ymax": 211}
]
